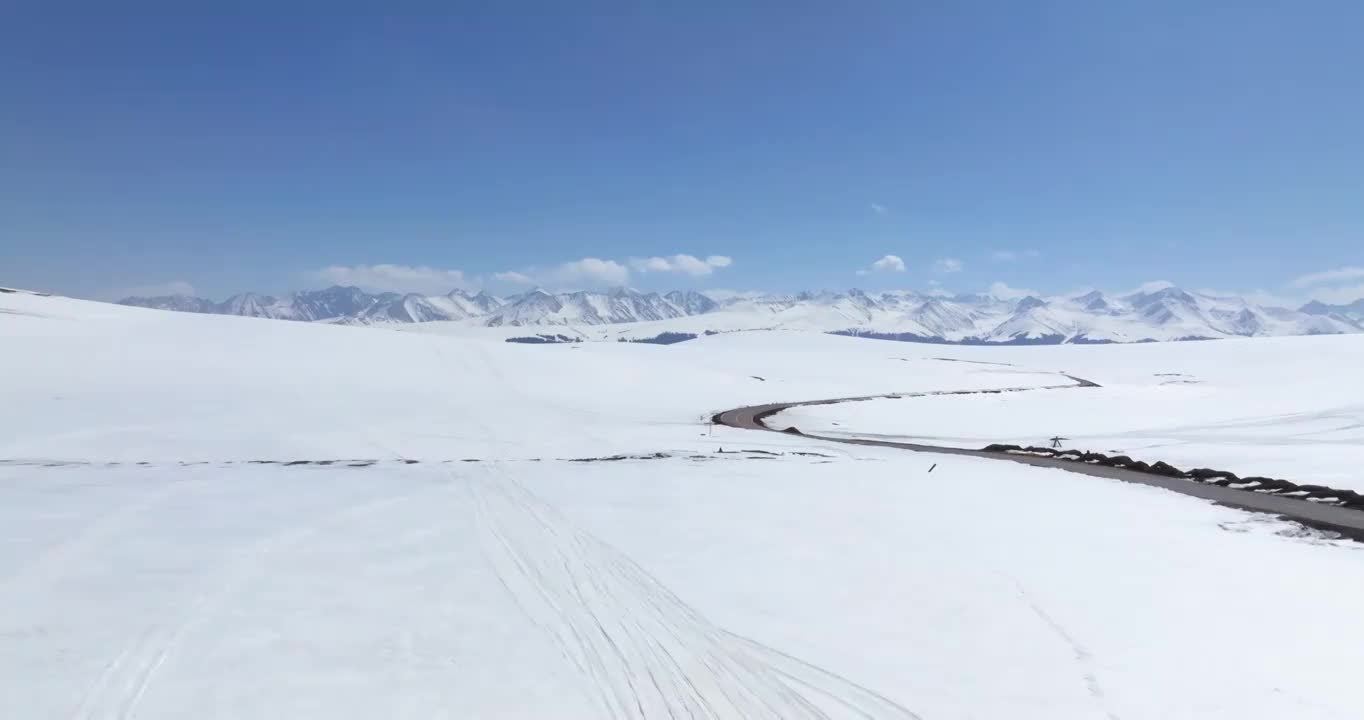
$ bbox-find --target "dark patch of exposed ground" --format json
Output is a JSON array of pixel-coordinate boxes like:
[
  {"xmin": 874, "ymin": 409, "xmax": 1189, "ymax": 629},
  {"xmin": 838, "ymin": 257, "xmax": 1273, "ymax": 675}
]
[
  {"xmin": 984, "ymin": 443, "xmax": 1364, "ymax": 511},
  {"xmin": 0, "ymin": 448, "xmax": 836, "ymax": 470}
]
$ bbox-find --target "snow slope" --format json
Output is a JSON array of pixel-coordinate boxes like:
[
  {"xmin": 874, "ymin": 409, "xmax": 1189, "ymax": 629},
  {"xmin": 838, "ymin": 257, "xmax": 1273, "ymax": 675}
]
[{"xmin": 4, "ymin": 290, "xmax": 1364, "ymax": 719}]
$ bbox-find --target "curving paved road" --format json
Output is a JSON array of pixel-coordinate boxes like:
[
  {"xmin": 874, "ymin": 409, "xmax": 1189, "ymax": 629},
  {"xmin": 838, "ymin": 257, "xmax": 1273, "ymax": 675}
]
[{"xmin": 714, "ymin": 390, "xmax": 1364, "ymax": 542}]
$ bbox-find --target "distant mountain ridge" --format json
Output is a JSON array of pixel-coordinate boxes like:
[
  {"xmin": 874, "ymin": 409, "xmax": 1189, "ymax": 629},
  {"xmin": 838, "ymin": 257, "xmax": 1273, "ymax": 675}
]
[
  {"xmin": 123, "ymin": 286, "xmax": 504, "ymax": 324},
  {"xmin": 119, "ymin": 284, "xmax": 1364, "ymax": 344}
]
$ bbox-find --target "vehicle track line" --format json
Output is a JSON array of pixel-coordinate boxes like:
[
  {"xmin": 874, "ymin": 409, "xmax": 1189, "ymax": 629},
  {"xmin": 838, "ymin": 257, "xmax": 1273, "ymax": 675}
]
[
  {"xmin": 468, "ymin": 465, "xmax": 921, "ymax": 719},
  {"xmin": 70, "ymin": 481, "xmax": 452, "ymax": 720}
]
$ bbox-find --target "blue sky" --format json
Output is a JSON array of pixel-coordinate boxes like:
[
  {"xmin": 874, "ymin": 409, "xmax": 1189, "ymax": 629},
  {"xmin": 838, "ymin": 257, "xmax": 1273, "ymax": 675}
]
[{"xmin": 3, "ymin": 1, "xmax": 1362, "ymax": 305}]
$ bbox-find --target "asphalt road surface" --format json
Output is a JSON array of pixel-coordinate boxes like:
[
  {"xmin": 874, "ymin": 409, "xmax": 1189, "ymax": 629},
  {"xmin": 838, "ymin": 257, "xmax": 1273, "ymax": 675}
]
[{"xmin": 714, "ymin": 396, "xmax": 1364, "ymax": 542}]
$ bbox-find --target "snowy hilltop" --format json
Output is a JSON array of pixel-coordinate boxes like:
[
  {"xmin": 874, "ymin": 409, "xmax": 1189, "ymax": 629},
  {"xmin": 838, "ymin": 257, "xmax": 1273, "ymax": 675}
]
[{"xmin": 119, "ymin": 283, "xmax": 1364, "ymax": 344}]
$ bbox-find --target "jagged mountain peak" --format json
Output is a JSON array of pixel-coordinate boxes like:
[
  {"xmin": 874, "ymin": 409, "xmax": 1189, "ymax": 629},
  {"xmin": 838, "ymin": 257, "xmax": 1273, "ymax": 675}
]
[
  {"xmin": 1301, "ymin": 298, "xmax": 1364, "ymax": 316},
  {"xmin": 664, "ymin": 290, "xmax": 719, "ymax": 315},
  {"xmin": 1125, "ymin": 285, "xmax": 1197, "ymax": 306},
  {"xmin": 949, "ymin": 293, "xmax": 995, "ymax": 305},
  {"xmin": 791, "ymin": 289, "xmax": 853, "ymax": 303},
  {"xmin": 1072, "ymin": 290, "xmax": 1113, "ymax": 311}
]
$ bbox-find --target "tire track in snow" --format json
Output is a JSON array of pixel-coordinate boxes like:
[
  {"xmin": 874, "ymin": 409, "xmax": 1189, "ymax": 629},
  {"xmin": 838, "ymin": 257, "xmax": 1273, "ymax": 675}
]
[
  {"xmin": 69, "ymin": 480, "xmax": 451, "ymax": 720},
  {"xmin": 469, "ymin": 467, "xmax": 921, "ymax": 720},
  {"xmin": 1012, "ymin": 581, "xmax": 1122, "ymax": 720},
  {"xmin": 0, "ymin": 479, "xmax": 189, "ymax": 607}
]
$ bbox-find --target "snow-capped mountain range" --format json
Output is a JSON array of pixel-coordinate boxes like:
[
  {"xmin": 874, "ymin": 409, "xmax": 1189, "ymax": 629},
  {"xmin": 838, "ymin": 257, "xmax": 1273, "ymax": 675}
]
[
  {"xmin": 119, "ymin": 284, "xmax": 1364, "ymax": 344},
  {"xmin": 122, "ymin": 286, "xmax": 507, "ymax": 324}
]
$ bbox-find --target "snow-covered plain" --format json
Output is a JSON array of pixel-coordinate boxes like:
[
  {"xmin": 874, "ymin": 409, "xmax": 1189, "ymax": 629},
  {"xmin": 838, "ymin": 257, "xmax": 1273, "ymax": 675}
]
[
  {"xmin": 0, "ymin": 292, "xmax": 1065, "ymax": 464},
  {"xmin": 4, "ymin": 290, "xmax": 1364, "ymax": 719},
  {"xmin": 774, "ymin": 335, "xmax": 1364, "ymax": 492}
]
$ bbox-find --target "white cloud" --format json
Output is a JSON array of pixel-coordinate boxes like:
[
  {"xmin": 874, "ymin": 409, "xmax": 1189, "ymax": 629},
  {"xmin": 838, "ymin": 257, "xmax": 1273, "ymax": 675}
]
[
  {"xmin": 1289, "ymin": 266, "xmax": 1364, "ymax": 288},
  {"xmin": 314, "ymin": 264, "xmax": 470, "ymax": 294},
  {"xmin": 1242, "ymin": 289, "xmax": 1296, "ymax": 307},
  {"xmin": 633, "ymin": 257, "xmax": 672, "ymax": 273},
  {"xmin": 988, "ymin": 281, "xmax": 1038, "ymax": 299},
  {"xmin": 1197, "ymin": 280, "xmax": 1364, "ymax": 309},
  {"xmin": 497, "ymin": 253, "xmax": 724, "ymax": 290},
  {"xmin": 493, "ymin": 271, "xmax": 534, "ymax": 286},
  {"xmin": 933, "ymin": 257, "xmax": 964, "ymax": 273},
  {"xmin": 1122, "ymin": 280, "xmax": 1176, "ymax": 295},
  {"xmin": 989, "ymin": 249, "xmax": 1039, "ymax": 262},
  {"xmin": 1201, "ymin": 266, "xmax": 1364, "ymax": 309},
  {"xmin": 1307, "ymin": 284, "xmax": 1364, "ymax": 305},
  {"xmin": 924, "ymin": 279, "xmax": 953, "ymax": 296},
  {"xmin": 629, "ymin": 254, "xmax": 733, "ymax": 277},
  {"xmin": 870, "ymin": 203, "xmax": 888, "ymax": 215},
  {"xmin": 860, "ymin": 255, "xmax": 905, "ymax": 275},
  {"xmin": 551, "ymin": 257, "xmax": 630, "ymax": 287},
  {"xmin": 1193, "ymin": 286, "xmax": 1305, "ymax": 308}
]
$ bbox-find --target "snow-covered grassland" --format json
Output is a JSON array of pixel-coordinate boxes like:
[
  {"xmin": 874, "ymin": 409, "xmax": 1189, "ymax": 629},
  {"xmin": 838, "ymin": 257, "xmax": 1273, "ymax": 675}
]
[
  {"xmin": 3, "ymin": 289, "xmax": 1364, "ymax": 719},
  {"xmin": 774, "ymin": 334, "xmax": 1364, "ymax": 492}
]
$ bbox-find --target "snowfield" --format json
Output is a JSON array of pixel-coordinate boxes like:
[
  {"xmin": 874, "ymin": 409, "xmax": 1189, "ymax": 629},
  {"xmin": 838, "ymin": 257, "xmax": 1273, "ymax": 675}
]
[
  {"xmin": 3, "ymin": 289, "xmax": 1364, "ymax": 719},
  {"xmin": 0, "ymin": 292, "xmax": 1065, "ymax": 464}
]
